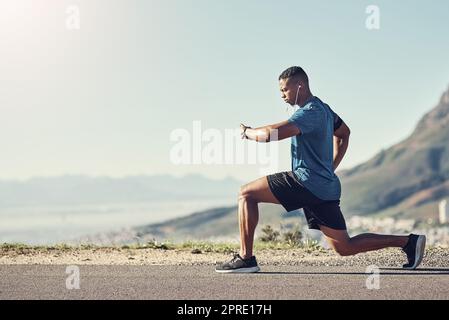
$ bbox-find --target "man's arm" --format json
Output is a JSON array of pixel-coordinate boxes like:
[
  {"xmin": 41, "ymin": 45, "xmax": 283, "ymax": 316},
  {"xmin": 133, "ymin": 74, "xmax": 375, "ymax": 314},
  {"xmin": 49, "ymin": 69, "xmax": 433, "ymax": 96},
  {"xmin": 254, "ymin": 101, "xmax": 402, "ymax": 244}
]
[
  {"xmin": 241, "ymin": 121, "xmax": 300, "ymax": 142},
  {"xmin": 333, "ymin": 121, "xmax": 351, "ymax": 171}
]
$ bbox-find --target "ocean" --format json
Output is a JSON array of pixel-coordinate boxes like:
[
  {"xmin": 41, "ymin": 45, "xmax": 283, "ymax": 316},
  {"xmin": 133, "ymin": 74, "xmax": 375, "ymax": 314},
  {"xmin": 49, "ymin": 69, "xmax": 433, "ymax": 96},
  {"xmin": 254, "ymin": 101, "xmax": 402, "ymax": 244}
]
[{"xmin": 0, "ymin": 198, "xmax": 236, "ymax": 245}]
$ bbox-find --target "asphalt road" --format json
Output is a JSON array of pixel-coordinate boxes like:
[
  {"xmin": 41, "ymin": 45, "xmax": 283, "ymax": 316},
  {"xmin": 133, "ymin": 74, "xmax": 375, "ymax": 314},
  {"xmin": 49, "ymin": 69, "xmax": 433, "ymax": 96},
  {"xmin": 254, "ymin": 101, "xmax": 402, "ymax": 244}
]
[{"xmin": 1, "ymin": 265, "xmax": 449, "ymax": 300}]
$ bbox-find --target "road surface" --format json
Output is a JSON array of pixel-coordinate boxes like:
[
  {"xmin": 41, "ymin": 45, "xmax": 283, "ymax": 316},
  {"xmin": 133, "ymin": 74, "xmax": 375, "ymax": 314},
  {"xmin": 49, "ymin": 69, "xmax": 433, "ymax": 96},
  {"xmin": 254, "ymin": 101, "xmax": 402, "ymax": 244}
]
[{"xmin": 1, "ymin": 265, "xmax": 448, "ymax": 300}]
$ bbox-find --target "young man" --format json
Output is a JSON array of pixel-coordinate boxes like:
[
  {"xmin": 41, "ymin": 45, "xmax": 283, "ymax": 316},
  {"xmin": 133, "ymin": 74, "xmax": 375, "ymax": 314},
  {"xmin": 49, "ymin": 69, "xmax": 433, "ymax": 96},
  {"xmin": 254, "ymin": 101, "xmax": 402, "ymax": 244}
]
[{"xmin": 215, "ymin": 66, "xmax": 426, "ymax": 273}]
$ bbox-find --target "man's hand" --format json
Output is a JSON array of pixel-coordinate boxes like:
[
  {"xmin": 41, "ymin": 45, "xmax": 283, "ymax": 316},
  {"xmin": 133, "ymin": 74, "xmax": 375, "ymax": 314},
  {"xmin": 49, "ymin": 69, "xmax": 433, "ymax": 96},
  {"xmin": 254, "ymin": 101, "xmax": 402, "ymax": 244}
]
[{"xmin": 240, "ymin": 121, "xmax": 300, "ymax": 142}]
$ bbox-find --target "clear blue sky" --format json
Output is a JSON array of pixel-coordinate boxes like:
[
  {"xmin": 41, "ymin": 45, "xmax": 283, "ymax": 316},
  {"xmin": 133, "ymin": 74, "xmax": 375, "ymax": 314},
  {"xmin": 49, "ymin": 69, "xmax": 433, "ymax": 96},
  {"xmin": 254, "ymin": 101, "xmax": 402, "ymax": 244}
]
[{"xmin": 1, "ymin": 0, "xmax": 449, "ymax": 182}]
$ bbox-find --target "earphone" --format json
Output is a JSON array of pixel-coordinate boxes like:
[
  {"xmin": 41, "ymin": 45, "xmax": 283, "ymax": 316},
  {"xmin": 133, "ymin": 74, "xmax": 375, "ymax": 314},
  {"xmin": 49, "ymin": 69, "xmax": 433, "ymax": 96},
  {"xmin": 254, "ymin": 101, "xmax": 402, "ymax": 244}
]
[
  {"xmin": 294, "ymin": 83, "xmax": 301, "ymax": 106},
  {"xmin": 285, "ymin": 82, "xmax": 302, "ymax": 113}
]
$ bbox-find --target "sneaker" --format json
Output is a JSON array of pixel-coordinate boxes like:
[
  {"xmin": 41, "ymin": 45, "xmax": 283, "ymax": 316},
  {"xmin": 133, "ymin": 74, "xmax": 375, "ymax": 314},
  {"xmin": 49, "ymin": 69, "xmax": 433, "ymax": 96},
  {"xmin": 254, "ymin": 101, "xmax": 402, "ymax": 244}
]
[
  {"xmin": 215, "ymin": 253, "xmax": 260, "ymax": 273},
  {"xmin": 402, "ymin": 234, "xmax": 426, "ymax": 270}
]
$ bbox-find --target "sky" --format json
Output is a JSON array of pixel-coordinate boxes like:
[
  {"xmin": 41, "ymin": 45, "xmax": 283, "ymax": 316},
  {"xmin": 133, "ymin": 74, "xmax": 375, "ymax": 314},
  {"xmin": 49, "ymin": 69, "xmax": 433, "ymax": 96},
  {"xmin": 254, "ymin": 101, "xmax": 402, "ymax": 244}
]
[{"xmin": 1, "ymin": 0, "xmax": 449, "ymax": 182}]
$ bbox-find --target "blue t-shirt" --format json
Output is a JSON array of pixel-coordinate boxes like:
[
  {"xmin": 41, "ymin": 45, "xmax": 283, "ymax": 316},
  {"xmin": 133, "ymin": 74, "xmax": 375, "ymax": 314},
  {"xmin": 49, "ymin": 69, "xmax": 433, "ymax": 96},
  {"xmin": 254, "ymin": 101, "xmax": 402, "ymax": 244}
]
[{"xmin": 288, "ymin": 96, "xmax": 342, "ymax": 200}]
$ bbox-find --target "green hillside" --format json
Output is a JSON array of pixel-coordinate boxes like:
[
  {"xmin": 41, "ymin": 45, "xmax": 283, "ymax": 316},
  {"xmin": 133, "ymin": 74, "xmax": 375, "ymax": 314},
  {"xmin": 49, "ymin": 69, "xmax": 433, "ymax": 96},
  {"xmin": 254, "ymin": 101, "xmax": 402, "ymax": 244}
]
[{"xmin": 340, "ymin": 86, "xmax": 449, "ymax": 219}]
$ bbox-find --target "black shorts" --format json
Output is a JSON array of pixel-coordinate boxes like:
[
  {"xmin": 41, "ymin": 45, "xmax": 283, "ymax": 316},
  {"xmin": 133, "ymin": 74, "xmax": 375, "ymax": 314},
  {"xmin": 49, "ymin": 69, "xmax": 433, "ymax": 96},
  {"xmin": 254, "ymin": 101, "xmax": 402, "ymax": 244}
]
[{"xmin": 267, "ymin": 171, "xmax": 347, "ymax": 231}]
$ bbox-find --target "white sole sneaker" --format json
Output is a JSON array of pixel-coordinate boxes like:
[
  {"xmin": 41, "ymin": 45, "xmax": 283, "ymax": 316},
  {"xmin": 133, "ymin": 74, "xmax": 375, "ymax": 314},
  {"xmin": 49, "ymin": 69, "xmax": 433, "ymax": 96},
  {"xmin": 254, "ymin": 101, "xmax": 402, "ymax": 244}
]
[
  {"xmin": 215, "ymin": 266, "xmax": 260, "ymax": 274},
  {"xmin": 404, "ymin": 235, "xmax": 426, "ymax": 270}
]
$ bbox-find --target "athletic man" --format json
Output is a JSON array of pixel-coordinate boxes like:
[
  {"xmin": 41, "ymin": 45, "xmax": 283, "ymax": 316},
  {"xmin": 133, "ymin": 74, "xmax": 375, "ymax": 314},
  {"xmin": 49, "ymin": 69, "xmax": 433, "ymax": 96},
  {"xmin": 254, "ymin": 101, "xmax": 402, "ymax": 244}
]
[{"xmin": 215, "ymin": 66, "xmax": 426, "ymax": 273}]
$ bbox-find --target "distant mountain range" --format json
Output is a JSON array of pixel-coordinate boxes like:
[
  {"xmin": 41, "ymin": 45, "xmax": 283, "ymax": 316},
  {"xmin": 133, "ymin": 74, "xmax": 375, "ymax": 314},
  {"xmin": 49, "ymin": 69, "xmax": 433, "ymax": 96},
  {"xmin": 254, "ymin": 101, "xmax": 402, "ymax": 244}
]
[{"xmin": 0, "ymin": 174, "xmax": 242, "ymax": 208}]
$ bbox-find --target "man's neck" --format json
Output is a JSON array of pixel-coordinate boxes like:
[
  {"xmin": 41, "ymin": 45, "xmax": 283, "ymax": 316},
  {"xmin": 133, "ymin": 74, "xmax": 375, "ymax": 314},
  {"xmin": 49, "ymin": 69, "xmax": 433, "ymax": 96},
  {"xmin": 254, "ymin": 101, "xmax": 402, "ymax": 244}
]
[{"xmin": 298, "ymin": 91, "xmax": 314, "ymax": 107}]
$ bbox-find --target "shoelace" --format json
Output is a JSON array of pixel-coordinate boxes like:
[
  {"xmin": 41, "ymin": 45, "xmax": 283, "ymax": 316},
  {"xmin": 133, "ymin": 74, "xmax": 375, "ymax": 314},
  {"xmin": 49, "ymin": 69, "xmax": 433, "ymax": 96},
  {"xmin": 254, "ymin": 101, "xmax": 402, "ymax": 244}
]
[{"xmin": 231, "ymin": 253, "xmax": 240, "ymax": 263}]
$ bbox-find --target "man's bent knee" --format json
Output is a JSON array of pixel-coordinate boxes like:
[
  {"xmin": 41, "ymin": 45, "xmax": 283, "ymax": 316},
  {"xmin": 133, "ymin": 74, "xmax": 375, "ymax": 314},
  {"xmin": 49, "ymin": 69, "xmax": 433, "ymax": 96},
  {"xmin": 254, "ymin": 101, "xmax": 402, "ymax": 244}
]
[
  {"xmin": 239, "ymin": 185, "xmax": 256, "ymax": 202},
  {"xmin": 332, "ymin": 243, "xmax": 355, "ymax": 256}
]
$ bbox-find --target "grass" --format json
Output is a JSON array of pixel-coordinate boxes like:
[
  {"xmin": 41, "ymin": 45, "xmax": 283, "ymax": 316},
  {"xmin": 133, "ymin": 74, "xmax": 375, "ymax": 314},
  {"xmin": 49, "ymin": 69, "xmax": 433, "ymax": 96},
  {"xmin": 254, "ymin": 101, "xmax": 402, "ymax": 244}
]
[
  {"xmin": 0, "ymin": 239, "xmax": 326, "ymax": 254},
  {"xmin": 0, "ymin": 243, "xmax": 98, "ymax": 252},
  {"xmin": 0, "ymin": 222, "xmax": 329, "ymax": 255},
  {"xmin": 2, "ymin": 241, "xmax": 448, "ymax": 259}
]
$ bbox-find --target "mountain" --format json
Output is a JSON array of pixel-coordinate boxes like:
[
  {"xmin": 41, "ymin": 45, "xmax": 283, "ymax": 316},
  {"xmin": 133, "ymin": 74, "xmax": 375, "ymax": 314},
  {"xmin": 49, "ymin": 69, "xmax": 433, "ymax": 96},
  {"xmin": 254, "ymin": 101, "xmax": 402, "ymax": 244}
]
[
  {"xmin": 0, "ymin": 174, "xmax": 242, "ymax": 208},
  {"xmin": 339, "ymin": 85, "xmax": 449, "ymax": 219}
]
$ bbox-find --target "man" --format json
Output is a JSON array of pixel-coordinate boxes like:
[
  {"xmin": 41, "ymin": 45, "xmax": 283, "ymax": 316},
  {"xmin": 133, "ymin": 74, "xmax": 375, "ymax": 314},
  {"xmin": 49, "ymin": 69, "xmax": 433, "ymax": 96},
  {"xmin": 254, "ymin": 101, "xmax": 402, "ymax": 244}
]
[{"xmin": 215, "ymin": 66, "xmax": 426, "ymax": 273}]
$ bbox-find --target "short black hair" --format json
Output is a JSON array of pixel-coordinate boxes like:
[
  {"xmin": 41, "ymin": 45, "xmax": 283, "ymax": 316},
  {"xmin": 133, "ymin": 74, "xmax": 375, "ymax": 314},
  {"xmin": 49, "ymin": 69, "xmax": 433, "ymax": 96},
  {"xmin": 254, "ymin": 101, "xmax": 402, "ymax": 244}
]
[{"xmin": 278, "ymin": 66, "xmax": 309, "ymax": 83}]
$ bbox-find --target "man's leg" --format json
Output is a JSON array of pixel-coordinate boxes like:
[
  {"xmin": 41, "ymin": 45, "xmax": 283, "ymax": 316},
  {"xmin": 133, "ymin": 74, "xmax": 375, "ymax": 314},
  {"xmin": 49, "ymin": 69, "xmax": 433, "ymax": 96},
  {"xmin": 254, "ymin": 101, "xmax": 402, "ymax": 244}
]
[
  {"xmin": 319, "ymin": 225, "xmax": 409, "ymax": 256},
  {"xmin": 238, "ymin": 176, "xmax": 280, "ymax": 259}
]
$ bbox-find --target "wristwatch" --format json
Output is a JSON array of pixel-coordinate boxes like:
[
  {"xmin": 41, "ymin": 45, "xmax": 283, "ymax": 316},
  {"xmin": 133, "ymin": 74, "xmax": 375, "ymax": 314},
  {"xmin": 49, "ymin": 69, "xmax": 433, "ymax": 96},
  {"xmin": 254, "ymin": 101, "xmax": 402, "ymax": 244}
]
[{"xmin": 243, "ymin": 126, "xmax": 251, "ymax": 139}]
